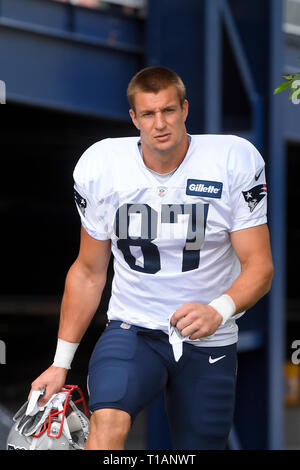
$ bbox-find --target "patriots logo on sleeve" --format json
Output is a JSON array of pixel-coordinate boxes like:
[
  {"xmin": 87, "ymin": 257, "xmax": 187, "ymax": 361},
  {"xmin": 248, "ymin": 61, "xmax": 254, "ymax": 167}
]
[
  {"xmin": 74, "ymin": 188, "xmax": 87, "ymax": 216},
  {"xmin": 242, "ymin": 184, "xmax": 267, "ymax": 213}
]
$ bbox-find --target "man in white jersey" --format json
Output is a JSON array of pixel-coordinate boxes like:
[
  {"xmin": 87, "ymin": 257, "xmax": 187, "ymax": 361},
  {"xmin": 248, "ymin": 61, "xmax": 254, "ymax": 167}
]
[{"xmin": 29, "ymin": 66, "xmax": 274, "ymax": 450}]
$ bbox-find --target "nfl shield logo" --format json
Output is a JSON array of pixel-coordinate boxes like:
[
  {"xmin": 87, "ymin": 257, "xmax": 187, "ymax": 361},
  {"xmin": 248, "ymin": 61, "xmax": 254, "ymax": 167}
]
[{"xmin": 158, "ymin": 186, "xmax": 168, "ymax": 197}]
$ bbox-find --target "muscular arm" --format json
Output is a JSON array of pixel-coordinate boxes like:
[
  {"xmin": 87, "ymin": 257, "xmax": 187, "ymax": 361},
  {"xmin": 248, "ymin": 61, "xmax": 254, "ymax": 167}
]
[
  {"xmin": 58, "ymin": 227, "xmax": 111, "ymax": 342},
  {"xmin": 30, "ymin": 227, "xmax": 111, "ymax": 403},
  {"xmin": 171, "ymin": 224, "xmax": 274, "ymax": 340},
  {"xmin": 225, "ymin": 224, "xmax": 274, "ymax": 313}
]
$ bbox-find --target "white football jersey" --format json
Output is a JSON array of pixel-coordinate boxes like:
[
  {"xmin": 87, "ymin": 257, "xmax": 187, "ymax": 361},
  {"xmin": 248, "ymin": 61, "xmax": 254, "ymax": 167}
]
[{"xmin": 73, "ymin": 134, "xmax": 267, "ymax": 347}]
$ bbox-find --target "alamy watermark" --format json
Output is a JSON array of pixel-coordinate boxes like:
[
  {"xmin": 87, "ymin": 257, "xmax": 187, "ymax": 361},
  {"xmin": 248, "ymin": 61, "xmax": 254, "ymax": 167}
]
[
  {"xmin": 290, "ymin": 340, "xmax": 300, "ymax": 365},
  {"xmin": 0, "ymin": 340, "xmax": 6, "ymax": 364},
  {"xmin": 291, "ymin": 80, "xmax": 300, "ymax": 105},
  {"xmin": 0, "ymin": 81, "xmax": 6, "ymax": 104}
]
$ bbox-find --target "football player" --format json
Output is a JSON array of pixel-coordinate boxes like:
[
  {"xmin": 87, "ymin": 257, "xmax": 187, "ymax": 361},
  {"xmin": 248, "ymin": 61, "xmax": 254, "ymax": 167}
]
[{"xmin": 29, "ymin": 66, "xmax": 274, "ymax": 450}]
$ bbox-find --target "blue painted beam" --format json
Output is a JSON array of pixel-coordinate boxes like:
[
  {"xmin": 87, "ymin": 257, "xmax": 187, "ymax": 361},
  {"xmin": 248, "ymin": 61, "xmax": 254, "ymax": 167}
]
[
  {"xmin": 203, "ymin": 0, "xmax": 222, "ymax": 133},
  {"xmin": 0, "ymin": 0, "xmax": 144, "ymax": 118},
  {"xmin": 146, "ymin": 0, "xmax": 205, "ymax": 134},
  {"xmin": 219, "ymin": 0, "xmax": 263, "ymax": 151},
  {"xmin": 1, "ymin": 0, "xmax": 144, "ymax": 48},
  {"xmin": 267, "ymin": 0, "xmax": 285, "ymax": 451},
  {"xmin": 220, "ymin": 0, "xmax": 257, "ymax": 102},
  {"xmin": 1, "ymin": 0, "xmax": 71, "ymax": 30}
]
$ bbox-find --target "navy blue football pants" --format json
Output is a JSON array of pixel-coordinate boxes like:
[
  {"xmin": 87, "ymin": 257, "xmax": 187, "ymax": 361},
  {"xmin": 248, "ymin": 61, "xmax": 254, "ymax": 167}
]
[{"xmin": 87, "ymin": 320, "xmax": 237, "ymax": 450}]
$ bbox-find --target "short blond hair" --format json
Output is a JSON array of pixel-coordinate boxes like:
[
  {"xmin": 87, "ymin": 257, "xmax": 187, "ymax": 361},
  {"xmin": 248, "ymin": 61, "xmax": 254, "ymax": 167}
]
[{"xmin": 127, "ymin": 66, "xmax": 186, "ymax": 111}]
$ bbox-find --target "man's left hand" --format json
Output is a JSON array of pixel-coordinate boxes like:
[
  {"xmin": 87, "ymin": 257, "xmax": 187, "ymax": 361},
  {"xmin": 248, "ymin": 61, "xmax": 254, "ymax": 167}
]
[{"xmin": 170, "ymin": 302, "xmax": 223, "ymax": 340}]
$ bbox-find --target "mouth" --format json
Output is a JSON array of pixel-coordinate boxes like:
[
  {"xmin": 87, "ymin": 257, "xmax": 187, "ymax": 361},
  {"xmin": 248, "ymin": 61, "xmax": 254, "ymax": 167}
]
[{"xmin": 154, "ymin": 133, "xmax": 171, "ymax": 142}]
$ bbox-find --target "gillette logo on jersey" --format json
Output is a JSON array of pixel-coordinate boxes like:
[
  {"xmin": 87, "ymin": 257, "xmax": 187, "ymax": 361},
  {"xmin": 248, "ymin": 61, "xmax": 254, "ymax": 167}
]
[{"xmin": 186, "ymin": 179, "xmax": 223, "ymax": 198}]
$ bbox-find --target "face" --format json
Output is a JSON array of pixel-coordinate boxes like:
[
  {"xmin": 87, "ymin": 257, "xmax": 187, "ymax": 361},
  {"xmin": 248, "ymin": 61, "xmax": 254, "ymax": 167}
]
[{"xmin": 129, "ymin": 85, "xmax": 189, "ymax": 155}]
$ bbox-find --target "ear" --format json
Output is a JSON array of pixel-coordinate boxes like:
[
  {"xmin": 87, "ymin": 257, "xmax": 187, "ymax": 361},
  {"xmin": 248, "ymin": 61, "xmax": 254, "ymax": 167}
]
[
  {"xmin": 129, "ymin": 109, "xmax": 140, "ymax": 130},
  {"xmin": 182, "ymin": 99, "xmax": 189, "ymax": 122}
]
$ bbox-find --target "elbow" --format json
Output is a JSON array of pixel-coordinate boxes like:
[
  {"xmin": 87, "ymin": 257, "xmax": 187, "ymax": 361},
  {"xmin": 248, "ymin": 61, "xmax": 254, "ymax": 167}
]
[
  {"xmin": 67, "ymin": 259, "xmax": 108, "ymax": 292},
  {"xmin": 263, "ymin": 261, "xmax": 274, "ymax": 295}
]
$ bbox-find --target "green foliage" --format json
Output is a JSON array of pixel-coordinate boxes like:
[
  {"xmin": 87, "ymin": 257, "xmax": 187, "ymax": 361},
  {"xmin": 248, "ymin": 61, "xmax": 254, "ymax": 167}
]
[{"xmin": 274, "ymin": 59, "xmax": 300, "ymax": 101}]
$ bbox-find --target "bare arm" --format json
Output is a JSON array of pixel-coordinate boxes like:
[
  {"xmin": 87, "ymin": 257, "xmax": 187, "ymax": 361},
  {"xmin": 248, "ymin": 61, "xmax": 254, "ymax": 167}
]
[
  {"xmin": 30, "ymin": 227, "xmax": 111, "ymax": 403},
  {"xmin": 225, "ymin": 223, "xmax": 274, "ymax": 313},
  {"xmin": 171, "ymin": 224, "xmax": 274, "ymax": 340},
  {"xmin": 58, "ymin": 227, "xmax": 111, "ymax": 342}
]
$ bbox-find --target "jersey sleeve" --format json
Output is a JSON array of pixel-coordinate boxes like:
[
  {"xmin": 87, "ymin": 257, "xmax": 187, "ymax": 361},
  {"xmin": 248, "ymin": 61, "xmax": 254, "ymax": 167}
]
[
  {"xmin": 229, "ymin": 138, "xmax": 268, "ymax": 232},
  {"xmin": 73, "ymin": 142, "xmax": 111, "ymax": 241}
]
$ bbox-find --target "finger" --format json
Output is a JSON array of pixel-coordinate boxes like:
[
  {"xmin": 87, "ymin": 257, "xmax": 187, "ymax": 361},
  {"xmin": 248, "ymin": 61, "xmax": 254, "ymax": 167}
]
[
  {"xmin": 189, "ymin": 333, "xmax": 199, "ymax": 341},
  {"xmin": 181, "ymin": 324, "xmax": 199, "ymax": 338},
  {"xmin": 170, "ymin": 303, "xmax": 192, "ymax": 325},
  {"xmin": 189, "ymin": 326, "xmax": 215, "ymax": 341},
  {"xmin": 176, "ymin": 315, "xmax": 194, "ymax": 332},
  {"xmin": 38, "ymin": 393, "xmax": 50, "ymax": 407},
  {"xmin": 38, "ymin": 385, "xmax": 59, "ymax": 406},
  {"xmin": 190, "ymin": 328, "xmax": 207, "ymax": 340}
]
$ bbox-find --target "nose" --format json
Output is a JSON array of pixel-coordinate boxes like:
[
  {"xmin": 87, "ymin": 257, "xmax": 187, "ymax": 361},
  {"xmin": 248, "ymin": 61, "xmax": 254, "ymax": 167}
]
[{"xmin": 154, "ymin": 112, "xmax": 166, "ymax": 130}]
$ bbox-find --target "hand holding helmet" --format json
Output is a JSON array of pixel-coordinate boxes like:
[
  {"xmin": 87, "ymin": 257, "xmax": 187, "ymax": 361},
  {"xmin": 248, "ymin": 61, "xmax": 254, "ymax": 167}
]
[
  {"xmin": 29, "ymin": 364, "xmax": 68, "ymax": 406},
  {"xmin": 7, "ymin": 385, "xmax": 90, "ymax": 450}
]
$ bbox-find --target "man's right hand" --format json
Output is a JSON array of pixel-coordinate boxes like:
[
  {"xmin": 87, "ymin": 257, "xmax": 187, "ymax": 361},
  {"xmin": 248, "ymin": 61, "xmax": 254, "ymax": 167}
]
[{"xmin": 29, "ymin": 365, "xmax": 68, "ymax": 406}]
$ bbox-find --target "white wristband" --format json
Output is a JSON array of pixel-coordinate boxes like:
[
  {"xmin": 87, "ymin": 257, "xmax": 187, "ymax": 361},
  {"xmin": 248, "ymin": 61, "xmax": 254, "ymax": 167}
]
[
  {"xmin": 53, "ymin": 338, "xmax": 79, "ymax": 370},
  {"xmin": 209, "ymin": 294, "xmax": 236, "ymax": 325}
]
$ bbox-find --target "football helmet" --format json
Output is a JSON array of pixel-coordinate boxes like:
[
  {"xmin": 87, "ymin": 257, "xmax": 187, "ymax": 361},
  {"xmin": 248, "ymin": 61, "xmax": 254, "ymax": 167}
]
[{"xmin": 6, "ymin": 385, "xmax": 89, "ymax": 450}]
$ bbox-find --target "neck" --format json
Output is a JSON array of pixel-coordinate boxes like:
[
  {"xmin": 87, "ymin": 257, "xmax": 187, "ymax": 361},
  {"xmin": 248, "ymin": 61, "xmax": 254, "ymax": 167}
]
[{"xmin": 141, "ymin": 133, "xmax": 190, "ymax": 174}]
